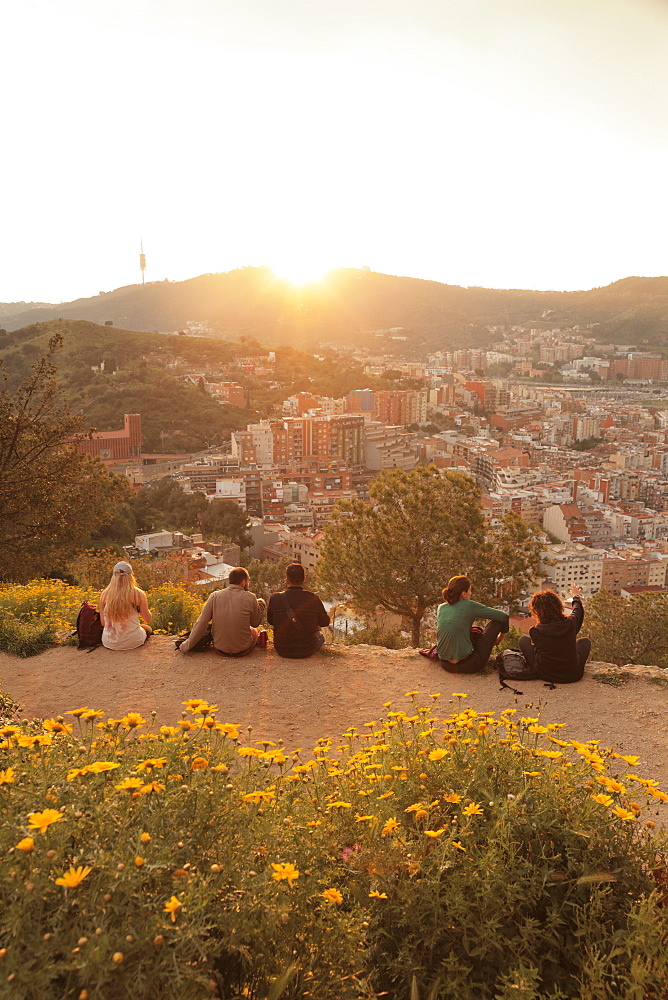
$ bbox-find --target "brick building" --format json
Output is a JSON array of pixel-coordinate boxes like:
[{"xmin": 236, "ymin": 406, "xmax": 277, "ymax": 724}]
[
  {"xmin": 375, "ymin": 390, "xmax": 428, "ymax": 426},
  {"xmin": 77, "ymin": 413, "xmax": 142, "ymax": 463}
]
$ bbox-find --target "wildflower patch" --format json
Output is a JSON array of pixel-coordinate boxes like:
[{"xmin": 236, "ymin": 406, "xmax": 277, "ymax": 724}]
[{"xmin": 1, "ymin": 696, "xmax": 668, "ymax": 998}]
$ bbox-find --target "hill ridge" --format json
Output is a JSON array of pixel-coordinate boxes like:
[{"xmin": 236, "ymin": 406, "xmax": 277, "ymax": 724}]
[{"xmin": 3, "ymin": 267, "xmax": 668, "ymax": 350}]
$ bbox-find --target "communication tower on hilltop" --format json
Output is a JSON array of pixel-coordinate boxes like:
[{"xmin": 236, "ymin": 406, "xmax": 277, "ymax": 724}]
[{"xmin": 139, "ymin": 240, "xmax": 147, "ymax": 284}]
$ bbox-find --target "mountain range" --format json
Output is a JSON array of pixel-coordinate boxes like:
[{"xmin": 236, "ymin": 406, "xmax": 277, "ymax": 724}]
[{"xmin": 1, "ymin": 268, "xmax": 667, "ymax": 352}]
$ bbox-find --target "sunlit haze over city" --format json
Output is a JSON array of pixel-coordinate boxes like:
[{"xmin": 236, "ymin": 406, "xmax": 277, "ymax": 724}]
[{"xmin": 3, "ymin": 0, "xmax": 668, "ymax": 303}]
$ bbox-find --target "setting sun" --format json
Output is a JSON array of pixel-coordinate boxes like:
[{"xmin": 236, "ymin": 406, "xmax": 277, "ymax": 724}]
[{"xmin": 268, "ymin": 259, "xmax": 334, "ymax": 287}]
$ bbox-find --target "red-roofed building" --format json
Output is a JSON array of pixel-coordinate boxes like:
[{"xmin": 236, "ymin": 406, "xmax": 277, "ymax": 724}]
[{"xmin": 77, "ymin": 413, "xmax": 141, "ymax": 463}]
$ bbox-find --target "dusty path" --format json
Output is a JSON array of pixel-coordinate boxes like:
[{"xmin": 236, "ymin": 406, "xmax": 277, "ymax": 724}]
[{"xmin": 3, "ymin": 639, "xmax": 668, "ymax": 794}]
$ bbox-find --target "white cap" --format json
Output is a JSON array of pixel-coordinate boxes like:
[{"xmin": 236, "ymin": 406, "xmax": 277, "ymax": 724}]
[{"xmin": 113, "ymin": 561, "xmax": 133, "ymax": 575}]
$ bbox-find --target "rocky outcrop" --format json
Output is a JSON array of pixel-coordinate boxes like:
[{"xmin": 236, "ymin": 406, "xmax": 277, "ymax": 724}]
[{"xmin": 589, "ymin": 660, "xmax": 668, "ymax": 683}]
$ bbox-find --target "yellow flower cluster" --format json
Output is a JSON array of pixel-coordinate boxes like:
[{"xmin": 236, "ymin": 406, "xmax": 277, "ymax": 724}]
[{"xmin": 2, "ymin": 686, "xmax": 666, "ymax": 960}]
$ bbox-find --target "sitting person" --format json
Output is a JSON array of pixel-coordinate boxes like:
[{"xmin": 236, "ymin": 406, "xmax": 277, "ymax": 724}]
[
  {"xmin": 436, "ymin": 575, "xmax": 509, "ymax": 674},
  {"xmin": 267, "ymin": 563, "xmax": 330, "ymax": 659},
  {"xmin": 518, "ymin": 584, "xmax": 590, "ymax": 684},
  {"xmin": 179, "ymin": 567, "xmax": 266, "ymax": 656},
  {"xmin": 100, "ymin": 561, "xmax": 153, "ymax": 650}
]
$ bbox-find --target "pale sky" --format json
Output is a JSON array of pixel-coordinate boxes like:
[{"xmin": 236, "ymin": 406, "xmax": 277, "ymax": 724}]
[{"xmin": 3, "ymin": 0, "xmax": 668, "ymax": 303}]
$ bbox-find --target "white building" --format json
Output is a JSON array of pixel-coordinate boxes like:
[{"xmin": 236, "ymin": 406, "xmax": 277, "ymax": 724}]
[
  {"xmin": 231, "ymin": 421, "xmax": 274, "ymax": 465},
  {"xmin": 134, "ymin": 530, "xmax": 177, "ymax": 552},
  {"xmin": 214, "ymin": 479, "xmax": 247, "ymax": 509},
  {"xmin": 540, "ymin": 543, "xmax": 604, "ymax": 597}
]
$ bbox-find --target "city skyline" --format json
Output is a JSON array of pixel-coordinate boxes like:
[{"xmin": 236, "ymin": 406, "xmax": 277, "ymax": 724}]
[{"xmin": 4, "ymin": 0, "xmax": 668, "ymax": 303}]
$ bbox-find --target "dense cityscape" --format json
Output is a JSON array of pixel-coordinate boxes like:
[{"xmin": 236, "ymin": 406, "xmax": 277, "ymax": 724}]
[{"xmin": 78, "ymin": 321, "xmax": 668, "ymax": 604}]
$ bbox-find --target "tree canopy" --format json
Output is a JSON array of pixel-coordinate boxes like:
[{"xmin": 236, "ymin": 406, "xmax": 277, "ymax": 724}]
[
  {"xmin": 129, "ymin": 479, "xmax": 251, "ymax": 549},
  {"xmin": 1, "ymin": 321, "xmax": 254, "ymax": 453},
  {"xmin": 0, "ymin": 335, "xmax": 130, "ymax": 582},
  {"xmin": 587, "ymin": 591, "xmax": 668, "ymax": 668},
  {"xmin": 200, "ymin": 500, "xmax": 252, "ymax": 549},
  {"xmin": 318, "ymin": 465, "xmax": 543, "ymax": 645},
  {"xmin": 131, "ymin": 478, "xmax": 210, "ymax": 535},
  {"xmin": 246, "ymin": 556, "xmax": 293, "ymax": 601}
]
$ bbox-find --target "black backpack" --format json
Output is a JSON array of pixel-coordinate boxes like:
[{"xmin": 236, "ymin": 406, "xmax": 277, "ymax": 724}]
[
  {"xmin": 76, "ymin": 601, "xmax": 104, "ymax": 650},
  {"xmin": 494, "ymin": 648, "xmax": 538, "ymax": 693}
]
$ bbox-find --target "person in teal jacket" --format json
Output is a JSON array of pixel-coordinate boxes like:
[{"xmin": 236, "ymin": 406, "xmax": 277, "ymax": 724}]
[{"xmin": 436, "ymin": 575, "xmax": 509, "ymax": 674}]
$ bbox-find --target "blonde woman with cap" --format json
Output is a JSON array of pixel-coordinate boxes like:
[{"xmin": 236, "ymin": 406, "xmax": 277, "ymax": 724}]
[{"xmin": 99, "ymin": 561, "xmax": 153, "ymax": 650}]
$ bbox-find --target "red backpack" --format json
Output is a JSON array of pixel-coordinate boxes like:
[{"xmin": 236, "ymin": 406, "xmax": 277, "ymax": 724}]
[{"xmin": 76, "ymin": 601, "xmax": 104, "ymax": 650}]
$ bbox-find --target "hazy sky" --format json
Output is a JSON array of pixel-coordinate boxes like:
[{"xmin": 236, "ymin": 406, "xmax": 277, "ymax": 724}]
[{"xmin": 4, "ymin": 0, "xmax": 668, "ymax": 302}]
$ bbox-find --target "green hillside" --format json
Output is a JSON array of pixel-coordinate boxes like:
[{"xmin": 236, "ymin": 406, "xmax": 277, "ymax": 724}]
[
  {"xmin": 0, "ymin": 320, "xmax": 417, "ymax": 453},
  {"xmin": 0, "ymin": 320, "xmax": 256, "ymax": 453},
  {"xmin": 2, "ymin": 268, "xmax": 667, "ymax": 352}
]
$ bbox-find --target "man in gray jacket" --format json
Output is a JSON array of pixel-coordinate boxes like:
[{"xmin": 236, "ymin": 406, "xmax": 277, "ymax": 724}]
[{"xmin": 178, "ymin": 567, "xmax": 266, "ymax": 656}]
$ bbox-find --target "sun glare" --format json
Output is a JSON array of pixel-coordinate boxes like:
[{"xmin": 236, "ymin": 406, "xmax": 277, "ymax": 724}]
[{"xmin": 269, "ymin": 259, "xmax": 333, "ymax": 287}]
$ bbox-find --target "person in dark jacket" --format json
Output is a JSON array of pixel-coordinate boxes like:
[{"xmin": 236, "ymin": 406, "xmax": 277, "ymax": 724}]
[
  {"xmin": 519, "ymin": 584, "xmax": 591, "ymax": 684},
  {"xmin": 267, "ymin": 563, "xmax": 330, "ymax": 658}
]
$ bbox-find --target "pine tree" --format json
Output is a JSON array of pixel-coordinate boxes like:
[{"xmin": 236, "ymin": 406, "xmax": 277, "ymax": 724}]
[
  {"xmin": 0, "ymin": 335, "xmax": 129, "ymax": 581},
  {"xmin": 318, "ymin": 466, "xmax": 542, "ymax": 646}
]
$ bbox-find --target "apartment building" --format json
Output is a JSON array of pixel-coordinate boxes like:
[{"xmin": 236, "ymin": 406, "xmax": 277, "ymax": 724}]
[
  {"xmin": 543, "ymin": 503, "xmax": 613, "ymax": 548},
  {"xmin": 375, "ymin": 390, "xmax": 428, "ymax": 426},
  {"xmin": 308, "ymin": 488, "xmax": 358, "ymax": 525},
  {"xmin": 470, "ymin": 446, "xmax": 529, "ymax": 491},
  {"xmin": 312, "ymin": 414, "xmax": 365, "ymax": 466},
  {"xmin": 212, "ymin": 382, "xmax": 245, "ymax": 407},
  {"xmin": 272, "ymin": 418, "xmax": 312, "ymax": 464},
  {"xmin": 364, "ymin": 423, "xmax": 421, "ymax": 471},
  {"xmin": 345, "ymin": 388, "xmax": 377, "ymax": 413},
  {"xmin": 287, "ymin": 530, "xmax": 325, "ymax": 571},
  {"xmin": 231, "ymin": 422, "xmax": 274, "ymax": 466},
  {"xmin": 572, "ymin": 415, "xmax": 601, "ymax": 441},
  {"xmin": 540, "ymin": 543, "xmax": 604, "ymax": 596},
  {"xmin": 283, "ymin": 468, "xmax": 354, "ymax": 493},
  {"xmin": 482, "ymin": 489, "xmax": 543, "ymax": 526},
  {"xmin": 179, "ymin": 458, "xmax": 241, "ymax": 494},
  {"xmin": 600, "ymin": 552, "xmax": 668, "ymax": 595},
  {"xmin": 214, "ymin": 479, "xmax": 247, "ymax": 510}
]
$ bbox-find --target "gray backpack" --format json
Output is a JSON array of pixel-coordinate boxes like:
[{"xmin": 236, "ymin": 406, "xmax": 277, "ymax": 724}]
[
  {"xmin": 494, "ymin": 648, "xmax": 539, "ymax": 694},
  {"xmin": 496, "ymin": 649, "xmax": 532, "ymax": 679}
]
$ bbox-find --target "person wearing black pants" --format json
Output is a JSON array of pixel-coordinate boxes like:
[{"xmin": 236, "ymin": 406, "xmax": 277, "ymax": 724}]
[
  {"xmin": 436, "ymin": 575, "xmax": 510, "ymax": 674},
  {"xmin": 447, "ymin": 619, "xmax": 510, "ymax": 675},
  {"xmin": 518, "ymin": 583, "xmax": 591, "ymax": 684}
]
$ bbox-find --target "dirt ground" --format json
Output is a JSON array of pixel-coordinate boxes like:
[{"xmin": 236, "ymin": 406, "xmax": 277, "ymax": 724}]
[{"xmin": 3, "ymin": 638, "xmax": 668, "ymax": 795}]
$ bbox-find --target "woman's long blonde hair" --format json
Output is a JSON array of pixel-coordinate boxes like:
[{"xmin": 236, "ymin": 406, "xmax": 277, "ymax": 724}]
[{"xmin": 101, "ymin": 569, "xmax": 144, "ymax": 624}]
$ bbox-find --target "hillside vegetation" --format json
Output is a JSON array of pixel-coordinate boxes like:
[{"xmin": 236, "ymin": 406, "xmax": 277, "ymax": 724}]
[
  {"xmin": 0, "ymin": 320, "xmax": 422, "ymax": 451},
  {"xmin": 2, "ymin": 268, "xmax": 668, "ymax": 352},
  {"xmin": 0, "ymin": 320, "xmax": 255, "ymax": 453}
]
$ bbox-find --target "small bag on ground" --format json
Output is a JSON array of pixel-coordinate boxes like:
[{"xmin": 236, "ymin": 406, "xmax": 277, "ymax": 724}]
[
  {"xmin": 494, "ymin": 649, "xmax": 557, "ymax": 694},
  {"xmin": 76, "ymin": 601, "xmax": 103, "ymax": 650},
  {"xmin": 495, "ymin": 648, "xmax": 537, "ymax": 681},
  {"xmin": 494, "ymin": 649, "xmax": 539, "ymax": 694}
]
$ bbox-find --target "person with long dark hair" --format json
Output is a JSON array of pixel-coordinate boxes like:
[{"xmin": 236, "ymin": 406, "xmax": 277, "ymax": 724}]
[
  {"xmin": 436, "ymin": 575, "xmax": 509, "ymax": 674},
  {"xmin": 518, "ymin": 584, "xmax": 590, "ymax": 684}
]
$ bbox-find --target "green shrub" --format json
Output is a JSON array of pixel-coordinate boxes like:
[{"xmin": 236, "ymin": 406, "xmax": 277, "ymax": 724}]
[
  {"xmin": 0, "ymin": 614, "xmax": 57, "ymax": 658},
  {"xmin": 344, "ymin": 624, "xmax": 410, "ymax": 649},
  {"xmin": 146, "ymin": 583, "xmax": 203, "ymax": 634},
  {"xmin": 1, "ymin": 697, "xmax": 668, "ymax": 998},
  {"xmin": 0, "ymin": 578, "xmax": 87, "ymax": 625},
  {"xmin": 0, "ymin": 681, "xmax": 21, "ymax": 722},
  {"xmin": 587, "ymin": 591, "xmax": 668, "ymax": 668},
  {"xmin": 0, "ymin": 579, "xmax": 88, "ymax": 656}
]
